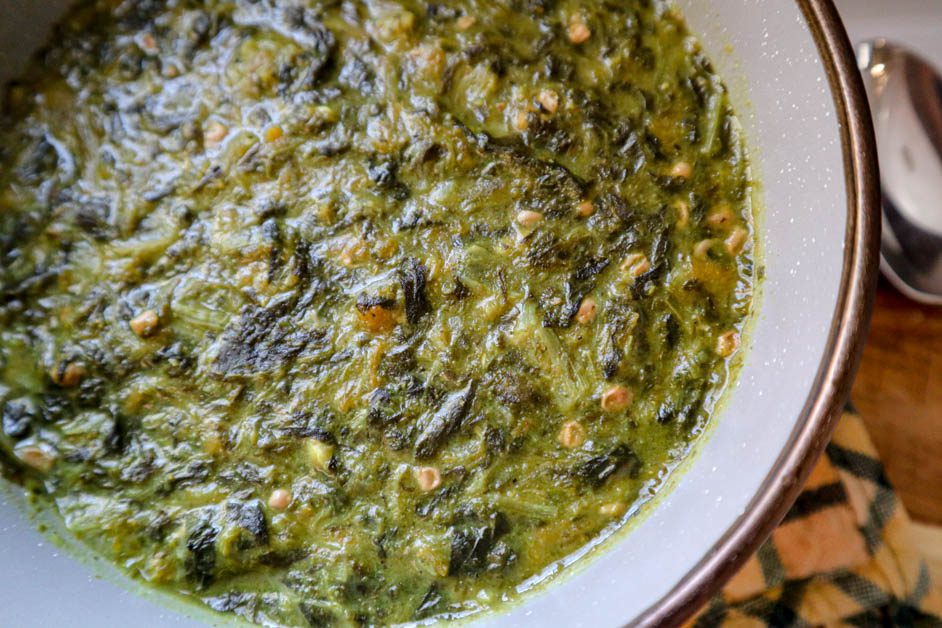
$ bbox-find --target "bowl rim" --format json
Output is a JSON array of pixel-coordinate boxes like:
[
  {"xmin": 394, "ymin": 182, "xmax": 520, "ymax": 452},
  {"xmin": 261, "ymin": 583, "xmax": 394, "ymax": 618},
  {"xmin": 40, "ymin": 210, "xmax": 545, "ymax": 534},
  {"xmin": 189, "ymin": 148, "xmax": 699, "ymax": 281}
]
[{"xmin": 634, "ymin": 0, "xmax": 881, "ymax": 625}]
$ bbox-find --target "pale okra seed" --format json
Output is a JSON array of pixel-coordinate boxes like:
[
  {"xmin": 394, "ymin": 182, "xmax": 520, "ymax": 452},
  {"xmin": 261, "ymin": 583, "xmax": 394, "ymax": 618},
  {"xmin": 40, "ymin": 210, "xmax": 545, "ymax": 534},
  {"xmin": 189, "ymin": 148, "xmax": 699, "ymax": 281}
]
[
  {"xmin": 537, "ymin": 89, "xmax": 559, "ymax": 114},
  {"xmin": 203, "ymin": 121, "xmax": 228, "ymax": 147},
  {"xmin": 693, "ymin": 239, "xmax": 715, "ymax": 259},
  {"xmin": 516, "ymin": 210, "xmax": 543, "ymax": 227},
  {"xmin": 268, "ymin": 489, "xmax": 292, "ymax": 510},
  {"xmin": 599, "ymin": 502, "xmax": 628, "ymax": 517},
  {"xmin": 558, "ymin": 421, "xmax": 586, "ymax": 449},
  {"xmin": 130, "ymin": 310, "xmax": 160, "ymax": 338},
  {"xmin": 568, "ymin": 22, "xmax": 591, "ymax": 44},
  {"xmin": 601, "ymin": 385, "xmax": 633, "ymax": 412},
  {"xmin": 670, "ymin": 160, "xmax": 692, "ymax": 179},
  {"xmin": 50, "ymin": 361, "xmax": 85, "ymax": 388},
  {"xmin": 707, "ymin": 206, "xmax": 734, "ymax": 228},
  {"xmin": 725, "ymin": 227, "xmax": 749, "ymax": 255},
  {"xmin": 621, "ymin": 253, "xmax": 651, "ymax": 278},
  {"xmin": 716, "ymin": 330, "xmax": 741, "ymax": 357},
  {"xmin": 415, "ymin": 466, "xmax": 442, "ymax": 491},
  {"xmin": 576, "ymin": 199, "xmax": 594, "ymax": 217},
  {"xmin": 575, "ymin": 297, "xmax": 597, "ymax": 325},
  {"xmin": 17, "ymin": 446, "xmax": 56, "ymax": 473}
]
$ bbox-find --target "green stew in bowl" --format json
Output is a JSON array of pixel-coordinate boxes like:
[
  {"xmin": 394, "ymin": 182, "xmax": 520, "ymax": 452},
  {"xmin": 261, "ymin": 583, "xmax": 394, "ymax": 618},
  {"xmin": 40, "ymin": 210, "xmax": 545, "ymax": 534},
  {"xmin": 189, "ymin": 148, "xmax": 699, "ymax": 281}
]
[{"xmin": 0, "ymin": 0, "xmax": 754, "ymax": 624}]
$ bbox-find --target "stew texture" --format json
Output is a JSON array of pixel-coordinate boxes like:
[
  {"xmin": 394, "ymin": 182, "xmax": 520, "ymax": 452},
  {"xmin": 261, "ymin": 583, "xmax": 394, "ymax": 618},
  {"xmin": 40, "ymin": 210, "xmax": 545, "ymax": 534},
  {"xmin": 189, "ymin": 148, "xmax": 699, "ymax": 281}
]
[{"xmin": 0, "ymin": 0, "xmax": 755, "ymax": 624}]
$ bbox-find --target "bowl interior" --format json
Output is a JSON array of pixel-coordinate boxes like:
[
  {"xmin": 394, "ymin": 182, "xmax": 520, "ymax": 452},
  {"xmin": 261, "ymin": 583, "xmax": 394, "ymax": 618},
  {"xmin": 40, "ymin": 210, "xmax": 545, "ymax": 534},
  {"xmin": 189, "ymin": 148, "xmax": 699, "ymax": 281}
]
[{"xmin": 0, "ymin": 2, "xmax": 852, "ymax": 626}]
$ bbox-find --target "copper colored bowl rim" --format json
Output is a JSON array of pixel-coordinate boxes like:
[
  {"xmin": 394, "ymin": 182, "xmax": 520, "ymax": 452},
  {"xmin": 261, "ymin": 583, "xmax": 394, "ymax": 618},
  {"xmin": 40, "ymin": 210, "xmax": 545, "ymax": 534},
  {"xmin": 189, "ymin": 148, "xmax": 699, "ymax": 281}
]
[{"xmin": 633, "ymin": 0, "xmax": 881, "ymax": 625}]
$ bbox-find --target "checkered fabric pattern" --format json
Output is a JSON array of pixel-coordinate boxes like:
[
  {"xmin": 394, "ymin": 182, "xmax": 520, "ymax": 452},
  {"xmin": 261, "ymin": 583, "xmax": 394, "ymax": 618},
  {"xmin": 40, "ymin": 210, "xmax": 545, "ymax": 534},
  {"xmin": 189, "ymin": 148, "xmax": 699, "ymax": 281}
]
[{"xmin": 689, "ymin": 410, "xmax": 942, "ymax": 627}]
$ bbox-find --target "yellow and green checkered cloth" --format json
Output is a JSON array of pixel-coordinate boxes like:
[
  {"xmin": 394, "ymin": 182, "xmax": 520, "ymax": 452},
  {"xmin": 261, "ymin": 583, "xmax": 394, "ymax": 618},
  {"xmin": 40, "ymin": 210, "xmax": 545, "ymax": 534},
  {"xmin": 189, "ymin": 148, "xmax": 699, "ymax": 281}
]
[{"xmin": 690, "ymin": 410, "xmax": 942, "ymax": 626}]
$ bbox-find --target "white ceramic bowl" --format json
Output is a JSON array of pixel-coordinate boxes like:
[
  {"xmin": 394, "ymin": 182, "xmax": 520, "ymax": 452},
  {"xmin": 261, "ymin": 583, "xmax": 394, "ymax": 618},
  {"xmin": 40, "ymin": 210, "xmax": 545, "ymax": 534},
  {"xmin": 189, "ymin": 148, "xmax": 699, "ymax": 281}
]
[{"xmin": 0, "ymin": 1, "xmax": 878, "ymax": 626}]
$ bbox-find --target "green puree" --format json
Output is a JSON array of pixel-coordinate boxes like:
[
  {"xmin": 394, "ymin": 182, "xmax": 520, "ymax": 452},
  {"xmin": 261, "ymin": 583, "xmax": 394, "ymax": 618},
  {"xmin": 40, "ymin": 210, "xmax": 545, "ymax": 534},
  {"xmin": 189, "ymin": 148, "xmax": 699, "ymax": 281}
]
[{"xmin": 0, "ymin": 0, "xmax": 754, "ymax": 624}]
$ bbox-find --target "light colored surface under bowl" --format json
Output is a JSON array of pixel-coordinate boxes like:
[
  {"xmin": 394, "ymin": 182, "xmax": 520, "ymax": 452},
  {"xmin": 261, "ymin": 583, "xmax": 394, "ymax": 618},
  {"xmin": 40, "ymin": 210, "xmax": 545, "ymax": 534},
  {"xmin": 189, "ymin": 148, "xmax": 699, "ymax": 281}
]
[{"xmin": 0, "ymin": 1, "xmax": 878, "ymax": 626}]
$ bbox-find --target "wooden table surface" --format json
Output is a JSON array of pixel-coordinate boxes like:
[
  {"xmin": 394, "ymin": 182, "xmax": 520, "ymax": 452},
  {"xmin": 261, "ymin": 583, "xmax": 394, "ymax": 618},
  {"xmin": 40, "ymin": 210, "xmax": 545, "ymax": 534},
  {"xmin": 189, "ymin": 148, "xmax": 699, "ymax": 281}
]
[{"xmin": 851, "ymin": 280, "xmax": 942, "ymax": 525}]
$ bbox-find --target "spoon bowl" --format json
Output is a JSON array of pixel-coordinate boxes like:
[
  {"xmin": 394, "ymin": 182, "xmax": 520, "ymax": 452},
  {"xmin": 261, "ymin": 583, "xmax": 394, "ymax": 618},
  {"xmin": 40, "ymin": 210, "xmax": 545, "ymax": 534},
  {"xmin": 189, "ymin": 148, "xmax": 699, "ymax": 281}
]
[{"xmin": 858, "ymin": 39, "xmax": 942, "ymax": 304}]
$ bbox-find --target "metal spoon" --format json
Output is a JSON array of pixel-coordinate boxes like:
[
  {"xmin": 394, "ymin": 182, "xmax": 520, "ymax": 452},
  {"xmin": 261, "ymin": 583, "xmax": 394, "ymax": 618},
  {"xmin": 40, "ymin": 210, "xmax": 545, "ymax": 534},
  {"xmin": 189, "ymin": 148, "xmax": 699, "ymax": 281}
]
[{"xmin": 858, "ymin": 39, "xmax": 942, "ymax": 305}]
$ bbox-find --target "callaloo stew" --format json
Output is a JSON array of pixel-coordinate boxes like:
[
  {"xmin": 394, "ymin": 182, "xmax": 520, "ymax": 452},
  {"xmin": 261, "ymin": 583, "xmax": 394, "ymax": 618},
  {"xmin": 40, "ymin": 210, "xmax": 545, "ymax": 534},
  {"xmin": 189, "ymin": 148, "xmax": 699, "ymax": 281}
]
[{"xmin": 0, "ymin": 0, "xmax": 754, "ymax": 625}]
